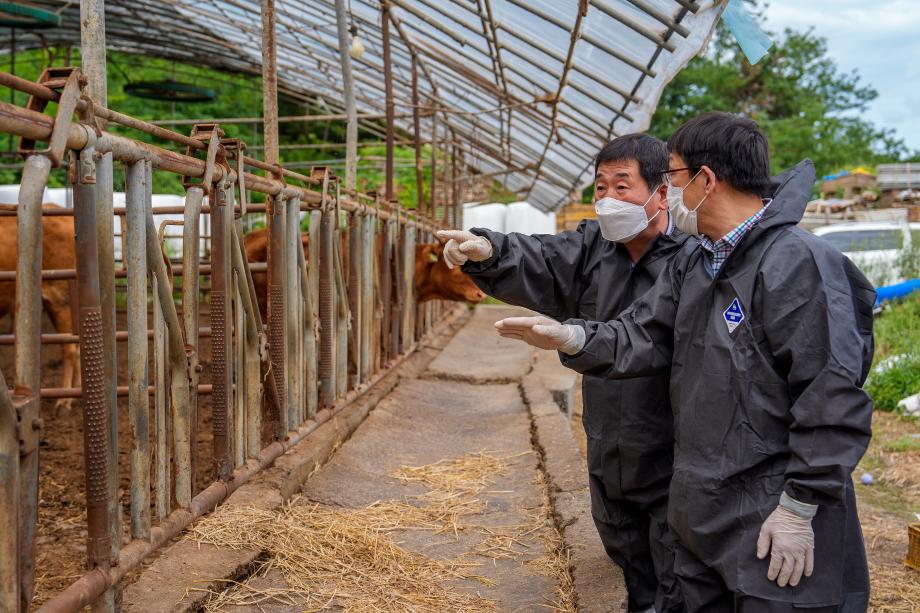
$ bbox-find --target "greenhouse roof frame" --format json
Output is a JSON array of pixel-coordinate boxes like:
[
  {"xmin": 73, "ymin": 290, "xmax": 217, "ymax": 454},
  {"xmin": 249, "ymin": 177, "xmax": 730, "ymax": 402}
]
[{"xmin": 2, "ymin": 0, "xmax": 725, "ymax": 210}]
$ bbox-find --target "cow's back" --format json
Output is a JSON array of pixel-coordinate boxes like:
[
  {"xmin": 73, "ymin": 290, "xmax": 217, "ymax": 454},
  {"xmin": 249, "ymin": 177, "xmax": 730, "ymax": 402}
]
[{"xmin": 0, "ymin": 204, "xmax": 75, "ymax": 320}]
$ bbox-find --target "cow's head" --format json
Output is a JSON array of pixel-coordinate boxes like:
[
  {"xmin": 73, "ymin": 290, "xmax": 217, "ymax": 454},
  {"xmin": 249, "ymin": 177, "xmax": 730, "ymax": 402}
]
[{"xmin": 415, "ymin": 243, "xmax": 486, "ymax": 303}]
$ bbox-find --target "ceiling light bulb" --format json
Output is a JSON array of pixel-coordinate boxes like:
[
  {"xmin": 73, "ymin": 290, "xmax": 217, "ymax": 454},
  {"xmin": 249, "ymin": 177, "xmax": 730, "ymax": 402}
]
[{"xmin": 350, "ymin": 36, "xmax": 365, "ymax": 60}]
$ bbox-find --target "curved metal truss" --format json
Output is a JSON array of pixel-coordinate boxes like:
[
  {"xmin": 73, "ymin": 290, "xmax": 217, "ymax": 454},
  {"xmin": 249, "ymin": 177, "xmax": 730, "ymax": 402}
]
[{"xmin": 3, "ymin": 0, "xmax": 723, "ymax": 210}]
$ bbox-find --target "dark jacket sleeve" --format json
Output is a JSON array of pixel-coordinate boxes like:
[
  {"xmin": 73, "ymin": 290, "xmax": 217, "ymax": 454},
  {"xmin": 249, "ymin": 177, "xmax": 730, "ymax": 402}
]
[
  {"xmin": 761, "ymin": 238, "xmax": 876, "ymax": 507},
  {"xmin": 558, "ymin": 255, "xmax": 681, "ymax": 379},
  {"xmin": 461, "ymin": 222, "xmax": 598, "ymax": 321}
]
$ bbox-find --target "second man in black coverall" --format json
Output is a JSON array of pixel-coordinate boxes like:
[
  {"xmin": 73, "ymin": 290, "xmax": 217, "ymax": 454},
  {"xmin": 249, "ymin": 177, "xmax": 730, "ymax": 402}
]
[{"xmin": 438, "ymin": 134, "xmax": 691, "ymax": 613}]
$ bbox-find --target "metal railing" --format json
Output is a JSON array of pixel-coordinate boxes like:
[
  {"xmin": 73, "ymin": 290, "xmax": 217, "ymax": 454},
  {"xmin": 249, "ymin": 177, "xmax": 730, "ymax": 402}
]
[{"xmin": 0, "ymin": 65, "xmax": 459, "ymax": 612}]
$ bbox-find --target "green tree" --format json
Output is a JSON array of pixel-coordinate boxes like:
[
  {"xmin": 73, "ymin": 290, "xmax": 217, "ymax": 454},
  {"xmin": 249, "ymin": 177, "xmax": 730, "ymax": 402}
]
[{"xmin": 648, "ymin": 5, "xmax": 914, "ymax": 180}]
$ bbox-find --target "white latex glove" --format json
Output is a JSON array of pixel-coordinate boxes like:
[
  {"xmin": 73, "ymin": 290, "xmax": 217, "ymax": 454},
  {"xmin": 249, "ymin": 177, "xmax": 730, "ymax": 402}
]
[
  {"xmin": 756, "ymin": 493, "xmax": 817, "ymax": 588},
  {"xmin": 436, "ymin": 230, "xmax": 493, "ymax": 270},
  {"xmin": 494, "ymin": 316, "xmax": 585, "ymax": 354}
]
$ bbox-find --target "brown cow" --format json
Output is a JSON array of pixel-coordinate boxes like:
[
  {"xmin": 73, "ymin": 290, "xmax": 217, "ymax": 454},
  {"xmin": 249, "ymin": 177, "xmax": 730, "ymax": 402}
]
[
  {"xmin": 242, "ymin": 228, "xmax": 484, "ymax": 319},
  {"xmin": 0, "ymin": 204, "xmax": 79, "ymax": 411}
]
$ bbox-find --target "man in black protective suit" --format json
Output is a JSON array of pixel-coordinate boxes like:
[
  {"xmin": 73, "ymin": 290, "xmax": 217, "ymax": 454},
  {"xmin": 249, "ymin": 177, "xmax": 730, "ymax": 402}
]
[
  {"xmin": 495, "ymin": 113, "xmax": 874, "ymax": 612},
  {"xmin": 437, "ymin": 134, "xmax": 692, "ymax": 613}
]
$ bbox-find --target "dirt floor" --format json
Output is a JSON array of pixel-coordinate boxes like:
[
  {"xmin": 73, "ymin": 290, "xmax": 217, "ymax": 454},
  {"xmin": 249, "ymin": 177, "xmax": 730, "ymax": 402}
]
[
  {"xmin": 0, "ymin": 308, "xmax": 220, "ymax": 607},
  {"xmin": 568, "ymin": 378, "xmax": 920, "ymax": 612}
]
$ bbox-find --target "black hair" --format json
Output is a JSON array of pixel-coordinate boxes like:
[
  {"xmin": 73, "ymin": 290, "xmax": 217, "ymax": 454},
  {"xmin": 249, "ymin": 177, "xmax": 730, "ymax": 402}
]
[
  {"xmin": 594, "ymin": 133, "xmax": 668, "ymax": 191},
  {"xmin": 667, "ymin": 112, "xmax": 771, "ymax": 194}
]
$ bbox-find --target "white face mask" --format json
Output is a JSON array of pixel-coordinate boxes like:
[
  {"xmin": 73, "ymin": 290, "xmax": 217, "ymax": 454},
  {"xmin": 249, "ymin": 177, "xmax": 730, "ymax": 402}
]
[
  {"xmin": 595, "ymin": 191, "xmax": 662, "ymax": 243},
  {"xmin": 666, "ymin": 169, "xmax": 709, "ymax": 236}
]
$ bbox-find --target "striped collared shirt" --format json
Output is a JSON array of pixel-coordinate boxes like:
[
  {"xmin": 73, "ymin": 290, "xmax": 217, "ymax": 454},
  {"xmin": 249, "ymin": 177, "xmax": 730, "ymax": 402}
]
[{"xmin": 699, "ymin": 199, "xmax": 772, "ymax": 275}]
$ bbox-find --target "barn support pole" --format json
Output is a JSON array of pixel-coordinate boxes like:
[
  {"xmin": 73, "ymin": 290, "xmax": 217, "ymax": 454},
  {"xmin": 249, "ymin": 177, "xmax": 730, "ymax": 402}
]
[
  {"xmin": 233, "ymin": 269, "xmax": 245, "ymax": 467},
  {"xmin": 211, "ymin": 178, "xmax": 233, "ymax": 481},
  {"xmin": 80, "ymin": 4, "xmax": 121, "ymax": 596},
  {"xmin": 412, "ymin": 57, "xmax": 425, "ymax": 217},
  {"xmin": 334, "ymin": 0, "xmax": 357, "ymax": 192},
  {"xmin": 13, "ymin": 154, "xmax": 49, "ymax": 612},
  {"xmin": 73, "ymin": 146, "xmax": 114, "ymax": 610},
  {"xmin": 0, "ymin": 370, "xmax": 18, "ymax": 612},
  {"xmin": 348, "ymin": 212, "xmax": 363, "ymax": 385},
  {"xmin": 261, "ymin": 0, "xmax": 287, "ymax": 439},
  {"xmin": 429, "ymin": 104, "xmax": 438, "ymax": 223},
  {"xmin": 379, "ymin": 212, "xmax": 393, "ymax": 365},
  {"xmin": 383, "ymin": 2, "xmax": 395, "ymax": 203},
  {"xmin": 125, "ymin": 160, "xmax": 151, "ymax": 541}
]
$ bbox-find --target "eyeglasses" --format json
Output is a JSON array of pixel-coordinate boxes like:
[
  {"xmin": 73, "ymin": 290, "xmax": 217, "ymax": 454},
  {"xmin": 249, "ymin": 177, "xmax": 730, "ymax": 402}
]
[{"xmin": 660, "ymin": 167, "xmax": 699, "ymax": 186}]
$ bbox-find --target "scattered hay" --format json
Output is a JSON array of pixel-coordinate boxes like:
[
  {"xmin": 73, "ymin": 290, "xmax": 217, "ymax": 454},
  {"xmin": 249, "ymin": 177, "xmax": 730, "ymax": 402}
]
[
  {"xmin": 190, "ymin": 450, "xmax": 567, "ymax": 612},
  {"xmin": 191, "ymin": 501, "xmax": 495, "ymax": 613}
]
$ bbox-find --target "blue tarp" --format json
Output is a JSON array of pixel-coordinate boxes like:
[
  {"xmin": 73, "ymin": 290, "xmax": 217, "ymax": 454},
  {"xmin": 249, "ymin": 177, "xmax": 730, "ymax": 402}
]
[{"xmin": 875, "ymin": 278, "xmax": 920, "ymax": 305}]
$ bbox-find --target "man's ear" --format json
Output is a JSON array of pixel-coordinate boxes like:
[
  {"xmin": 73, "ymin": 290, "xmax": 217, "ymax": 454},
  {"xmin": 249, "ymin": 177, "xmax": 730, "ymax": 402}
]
[
  {"xmin": 701, "ymin": 165, "xmax": 718, "ymax": 193},
  {"xmin": 655, "ymin": 182, "xmax": 669, "ymax": 210}
]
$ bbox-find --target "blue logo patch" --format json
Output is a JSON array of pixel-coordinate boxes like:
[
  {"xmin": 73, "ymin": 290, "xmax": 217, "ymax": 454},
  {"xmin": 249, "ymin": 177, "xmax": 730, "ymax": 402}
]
[{"xmin": 723, "ymin": 297, "xmax": 745, "ymax": 333}]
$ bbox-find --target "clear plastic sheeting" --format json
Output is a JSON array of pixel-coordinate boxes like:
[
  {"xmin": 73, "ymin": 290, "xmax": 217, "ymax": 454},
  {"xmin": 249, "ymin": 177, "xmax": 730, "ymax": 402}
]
[{"xmin": 4, "ymin": 0, "xmax": 725, "ymax": 211}]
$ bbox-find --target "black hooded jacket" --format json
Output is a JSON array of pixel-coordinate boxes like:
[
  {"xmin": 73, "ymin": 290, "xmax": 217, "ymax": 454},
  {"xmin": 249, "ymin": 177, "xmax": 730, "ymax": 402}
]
[{"xmin": 560, "ymin": 160, "xmax": 875, "ymax": 605}]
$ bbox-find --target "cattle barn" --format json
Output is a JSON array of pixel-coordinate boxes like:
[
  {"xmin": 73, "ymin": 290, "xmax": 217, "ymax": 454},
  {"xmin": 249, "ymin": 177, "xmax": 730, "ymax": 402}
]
[{"xmin": 0, "ymin": 1, "xmax": 724, "ymax": 610}]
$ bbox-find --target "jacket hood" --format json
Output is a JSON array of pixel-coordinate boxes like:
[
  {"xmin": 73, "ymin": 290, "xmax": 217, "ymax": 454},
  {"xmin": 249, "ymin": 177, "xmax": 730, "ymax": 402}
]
[{"xmin": 758, "ymin": 159, "xmax": 816, "ymax": 231}]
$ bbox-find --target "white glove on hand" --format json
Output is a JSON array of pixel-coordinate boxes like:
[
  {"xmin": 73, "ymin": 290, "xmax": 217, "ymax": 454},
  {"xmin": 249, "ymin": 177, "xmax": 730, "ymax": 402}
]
[
  {"xmin": 436, "ymin": 230, "xmax": 493, "ymax": 270},
  {"xmin": 494, "ymin": 316, "xmax": 585, "ymax": 354},
  {"xmin": 756, "ymin": 493, "xmax": 817, "ymax": 588}
]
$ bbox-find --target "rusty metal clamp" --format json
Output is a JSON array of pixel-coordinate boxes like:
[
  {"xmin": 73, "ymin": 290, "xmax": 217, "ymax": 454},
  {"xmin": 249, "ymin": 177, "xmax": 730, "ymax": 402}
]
[
  {"xmin": 19, "ymin": 67, "xmax": 89, "ymax": 167},
  {"xmin": 221, "ymin": 137, "xmax": 247, "ymax": 218},
  {"xmin": 182, "ymin": 123, "xmax": 224, "ymax": 197}
]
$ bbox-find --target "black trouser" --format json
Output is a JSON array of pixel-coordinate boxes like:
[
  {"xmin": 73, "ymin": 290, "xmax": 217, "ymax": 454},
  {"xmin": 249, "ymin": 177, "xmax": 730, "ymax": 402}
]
[
  {"xmin": 589, "ymin": 473, "xmax": 682, "ymax": 612},
  {"xmin": 673, "ymin": 541, "xmax": 868, "ymax": 613}
]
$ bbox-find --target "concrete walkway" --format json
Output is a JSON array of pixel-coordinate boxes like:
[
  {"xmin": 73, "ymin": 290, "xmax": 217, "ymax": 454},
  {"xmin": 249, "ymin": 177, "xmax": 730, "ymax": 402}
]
[{"xmin": 125, "ymin": 305, "xmax": 626, "ymax": 612}]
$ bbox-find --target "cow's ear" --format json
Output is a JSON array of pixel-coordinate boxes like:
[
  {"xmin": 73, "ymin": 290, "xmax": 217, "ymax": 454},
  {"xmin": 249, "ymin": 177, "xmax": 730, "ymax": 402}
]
[{"xmin": 428, "ymin": 250, "xmax": 439, "ymax": 263}]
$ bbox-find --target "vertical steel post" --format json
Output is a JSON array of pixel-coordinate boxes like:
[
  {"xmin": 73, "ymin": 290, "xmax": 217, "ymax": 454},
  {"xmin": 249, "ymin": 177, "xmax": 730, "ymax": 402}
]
[
  {"xmin": 73, "ymin": 148, "xmax": 112, "ymax": 595},
  {"xmin": 81, "ymin": 4, "xmax": 120, "ymax": 590},
  {"xmin": 334, "ymin": 216, "xmax": 349, "ymax": 399},
  {"xmin": 379, "ymin": 216, "xmax": 392, "ymax": 365},
  {"xmin": 152, "ymin": 275, "xmax": 169, "ymax": 522},
  {"xmin": 233, "ymin": 270, "xmax": 245, "ymax": 467},
  {"xmin": 412, "ymin": 57, "xmax": 424, "ymax": 217},
  {"xmin": 13, "ymin": 154, "xmax": 49, "ymax": 612},
  {"xmin": 285, "ymin": 197, "xmax": 302, "ymax": 426},
  {"xmin": 382, "ymin": 3, "xmax": 395, "ymax": 202},
  {"xmin": 210, "ymin": 180, "xmax": 232, "ymax": 480},
  {"xmin": 181, "ymin": 186, "xmax": 203, "ymax": 489},
  {"xmin": 0, "ymin": 371, "xmax": 17, "ymax": 612},
  {"xmin": 334, "ymin": 0, "xmax": 358, "ymax": 192},
  {"xmin": 348, "ymin": 213, "xmax": 363, "ymax": 385},
  {"xmin": 451, "ymin": 145, "xmax": 458, "ymax": 225},
  {"xmin": 360, "ymin": 213, "xmax": 374, "ymax": 377},
  {"xmin": 388, "ymin": 219, "xmax": 401, "ymax": 358},
  {"xmin": 319, "ymin": 202, "xmax": 336, "ymax": 407},
  {"xmin": 292, "ymin": 217, "xmax": 318, "ymax": 419},
  {"xmin": 430, "ymin": 106, "xmax": 438, "ymax": 221},
  {"xmin": 401, "ymin": 224, "xmax": 416, "ymax": 353},
  {"xmin": 125, "ymin": 160, "xmax": 150, "ymax": 541},
  {"xmin": 308, "ymin": 210, "xmax": 320, "ymax": 413},
  {"xmin": 261, "ymin": 0, "xmax": 286, "ymax": 438}
]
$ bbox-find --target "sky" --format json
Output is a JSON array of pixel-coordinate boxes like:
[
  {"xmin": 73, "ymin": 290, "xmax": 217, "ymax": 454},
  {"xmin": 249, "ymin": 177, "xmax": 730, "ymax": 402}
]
[{"xmin": 761, "ymin": 0, "xmax": 920, "ymax": 152}]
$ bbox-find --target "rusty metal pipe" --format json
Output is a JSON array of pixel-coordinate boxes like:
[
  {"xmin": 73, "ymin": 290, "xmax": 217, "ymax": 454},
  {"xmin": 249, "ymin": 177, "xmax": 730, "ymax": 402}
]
[
  {"xmin": 318, "ymin": 203, "xmax": 336, "ymax": 407},
  {"xmin": 145, "ymin": 207, "xmax": 192, "ymax": 509},
  {"xmin": 73, "ymin": 153, "xmax": 112, "ymax": 584},
  {"xmin": 382, "ymin": 3, "xmax": 395, "ymax": 202},
  {"xmin": 125, "ymin": 160, "xmax": 151, "ymax": 541},
  {"xmin": 411, "ymin": 57, "xmax": 425, "ymax": 216},
  {"xmin": 0, "ymin": 368, "xmax": 18, "ymax": 612},
  {"xmin": 13, "ymin": 153, "xmax": 49, "ymax": 612},
  {"xmin": 210, "ymin": 181, "xmax": 233, "ymax": 481},
  {"xmin": 34, "ymin": 305, "xmax": 467, "ymax": 613}
]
